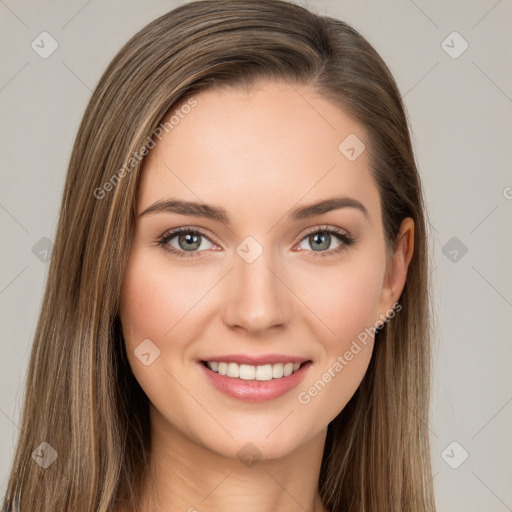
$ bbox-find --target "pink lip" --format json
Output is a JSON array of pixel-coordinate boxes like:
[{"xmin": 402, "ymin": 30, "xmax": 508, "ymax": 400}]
[
  {"xmin": 198, "ymin": 360, "xmax": 312, "ymax": 402},
  {"xmin": 199, "ymin": 354, "xmax": 309, "ymax": 365}
]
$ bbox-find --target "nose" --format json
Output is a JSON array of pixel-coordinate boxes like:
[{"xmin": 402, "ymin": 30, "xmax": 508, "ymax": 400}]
[{"xmin": 222, "ymin": 247, "xmax": 291, "ymax": 335}]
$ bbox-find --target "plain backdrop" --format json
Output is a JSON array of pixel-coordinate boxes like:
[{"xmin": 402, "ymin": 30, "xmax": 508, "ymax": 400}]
[{"xmin": 1, "ymin": 1, "xmax": 511, "ymax": 511}]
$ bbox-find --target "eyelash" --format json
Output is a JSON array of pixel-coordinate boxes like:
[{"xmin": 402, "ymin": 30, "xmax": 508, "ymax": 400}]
[{"xmin": 156, "ymin": 225, "xmax": 356, "ymax": 259}]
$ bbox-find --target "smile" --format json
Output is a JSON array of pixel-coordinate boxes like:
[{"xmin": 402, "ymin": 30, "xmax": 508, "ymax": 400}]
[{"xmin": 199, "ymin": 359, "xmax": 312, "ymax": 402}]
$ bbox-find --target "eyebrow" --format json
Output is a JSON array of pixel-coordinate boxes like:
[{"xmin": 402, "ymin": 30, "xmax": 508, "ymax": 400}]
[{"xmin": 138, "ymin": 195, "xmax": 368, "ymax": 223}]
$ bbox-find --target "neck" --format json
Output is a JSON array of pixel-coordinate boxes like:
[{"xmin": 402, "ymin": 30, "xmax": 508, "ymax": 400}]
[{"xmin": 133, "ymin": 404, "xmax": 329, "ymax": 512}]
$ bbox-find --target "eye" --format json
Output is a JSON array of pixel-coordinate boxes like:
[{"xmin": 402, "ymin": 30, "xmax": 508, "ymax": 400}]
[
  {"xmin": 157, "ymin": 225, "xmax": 356, "ymax": 259},
  {"xmin": 296, "ymin": 225, "xmax": 355, "ymax": 257},
  {"xmin": 157, "ymin": 227, "xmax": 218, "ymax": 258}
]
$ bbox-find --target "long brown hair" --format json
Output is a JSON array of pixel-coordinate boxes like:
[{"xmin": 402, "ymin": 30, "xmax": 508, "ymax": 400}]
[{"xmin": 2, "ymin": 1, "xmax": 436, "ymax": 510}]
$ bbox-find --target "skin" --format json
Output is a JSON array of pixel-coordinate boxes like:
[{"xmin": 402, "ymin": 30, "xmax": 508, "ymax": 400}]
[{"xmin": 118, "ymin": 80, "xmax": 414, "ymax": 512}]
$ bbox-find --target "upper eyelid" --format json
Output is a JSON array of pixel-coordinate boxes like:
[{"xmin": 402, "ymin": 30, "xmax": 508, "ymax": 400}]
[{"xmin": 300, "ymin": 224, "xmax": 350, "ymax": 238}]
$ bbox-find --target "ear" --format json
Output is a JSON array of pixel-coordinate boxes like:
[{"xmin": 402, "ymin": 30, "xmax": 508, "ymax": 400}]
[{"xmin": 377, "ymin": 217, "xmax": 414, "ymax": 321}]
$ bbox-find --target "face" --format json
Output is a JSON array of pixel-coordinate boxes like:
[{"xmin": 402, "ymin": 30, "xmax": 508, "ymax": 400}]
[{"xmin": 118, "ymin": 80, "xmax": 411, "ymax": 461}]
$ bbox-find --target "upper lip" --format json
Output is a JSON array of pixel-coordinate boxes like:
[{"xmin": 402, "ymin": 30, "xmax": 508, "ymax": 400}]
[{"xmin": 200, "ymin": 354, "xmax": 311, "ymax": 365}]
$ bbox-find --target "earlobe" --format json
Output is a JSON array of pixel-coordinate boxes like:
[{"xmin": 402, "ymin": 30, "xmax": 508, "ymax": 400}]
[{"xmin": 378, "ymin": 217, "xmax": 415, "ymax": 316}]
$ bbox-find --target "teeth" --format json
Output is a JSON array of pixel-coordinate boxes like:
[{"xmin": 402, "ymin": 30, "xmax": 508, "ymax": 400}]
[
  {"xmin": 272, "ymin": 364, "xmax": 284, "ymax": 379},
  {"xmin": 227, "ymin": 362, "xmax": 239, "ymax": 378},
  {"xmin": 240, "ymin": 364, "xmax": 255, "ymax": 380},
  {"xmin": 206, "ymin": 361, "xmax": 304, "ymax": 381}
]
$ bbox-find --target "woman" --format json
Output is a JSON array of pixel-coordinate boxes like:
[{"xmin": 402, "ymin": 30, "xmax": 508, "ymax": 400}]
[{"xmin": 2, "ymin": 1, "xmax": 436, "ymax": 511}]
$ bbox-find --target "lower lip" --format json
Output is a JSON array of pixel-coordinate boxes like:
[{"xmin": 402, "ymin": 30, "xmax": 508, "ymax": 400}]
[{"xmin": 199, "ymin": 361, "xmax": 312, "ymax": 402}]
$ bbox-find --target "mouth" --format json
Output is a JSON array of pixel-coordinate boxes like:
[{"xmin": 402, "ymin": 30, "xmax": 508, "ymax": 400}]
[{"xmin": 198, "ymin": 357, "xmax": 313, "ymax": 402}]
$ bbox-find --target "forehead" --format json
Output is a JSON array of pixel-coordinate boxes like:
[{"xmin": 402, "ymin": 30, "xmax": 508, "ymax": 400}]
[{"xmin": 137, "ymin": 80, "xmax": 380, "ymax": 224}]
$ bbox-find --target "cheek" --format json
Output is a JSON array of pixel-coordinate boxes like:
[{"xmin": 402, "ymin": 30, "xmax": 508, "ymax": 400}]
[
  {"xmin": 297, "ymin": 254, "xmax": 385, "ymax": 348},
  {"xmin": 293, "ymin": 254, "xmax": 384, "ymax": 417},
  {"xmin": 118, "ymin": 251, "xmax": 197, "ymax": 385},
  {"xmin": 118, "ymin": 251, "xmax": 207, "ymax": 411},
  {"xmin": 119, "ymin": 252, "xmax": 195, "ymax": 343},
  {"xmin": 335, "ymin": 268, "xmax": 382, "ymax": 335}
]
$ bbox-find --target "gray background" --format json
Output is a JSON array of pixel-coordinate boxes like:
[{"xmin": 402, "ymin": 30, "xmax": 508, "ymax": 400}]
[{"xmin": 1, "ymin": 1, "xmax": 511, "ymax": 510}]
